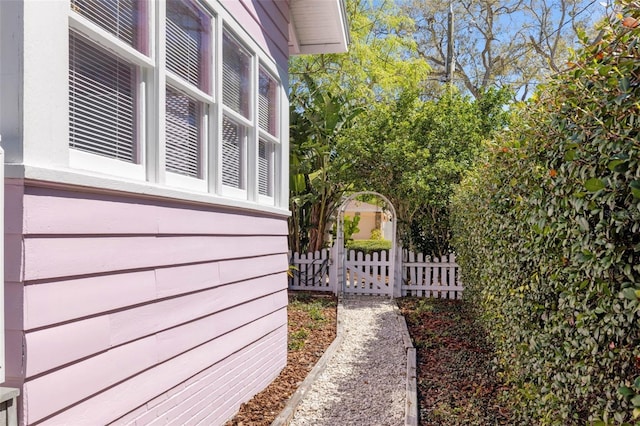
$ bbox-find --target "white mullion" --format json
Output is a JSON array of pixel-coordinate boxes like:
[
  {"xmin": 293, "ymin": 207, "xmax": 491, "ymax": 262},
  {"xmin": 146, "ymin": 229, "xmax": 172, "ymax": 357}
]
[
  {"xmin": 166, "ymin": 72, "xmax": 214, "ymax": 104},
  {"xmin": 248, "ymin": 53, "xmax": 259, "ymax": 202},
  {"xmin": 148, "ymin": 0, "xmax": 165, "ymax": 184},
  {"xmin": 208, "ymin": 12, "xmax": 220, "ymax": 195},
  {"xmin": 277, "ymin": 75, "xmax": 288, "ymax": 208},
  {"xmin": 69, "ymin": 13, "xmax": 153, "ymax": 68}
]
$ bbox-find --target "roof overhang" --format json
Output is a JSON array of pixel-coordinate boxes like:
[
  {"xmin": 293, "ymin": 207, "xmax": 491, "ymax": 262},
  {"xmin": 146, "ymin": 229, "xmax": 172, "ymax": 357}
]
[{"xmin": 288, "ymin": 0, "xmax": 350, "ymax": 55}]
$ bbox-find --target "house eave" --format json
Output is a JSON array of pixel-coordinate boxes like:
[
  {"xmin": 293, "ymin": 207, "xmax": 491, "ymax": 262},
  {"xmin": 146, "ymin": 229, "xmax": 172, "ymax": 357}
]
[{"xmin": 288, "ymin": 0, "xmax": 350, "ymax": 55}]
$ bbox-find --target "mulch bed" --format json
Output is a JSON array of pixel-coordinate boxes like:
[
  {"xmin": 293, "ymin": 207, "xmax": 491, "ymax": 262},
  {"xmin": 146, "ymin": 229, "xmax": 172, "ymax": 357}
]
[
  {"xmin": 397, "ymin": 297, "xmax": 512, "ymax": 425},
  {"xmin": 225, "ymin": 293, "xmax": 510, "ymax": 426},
  {"xmin": 225, "ymin": 291, "xmax": 337, "ymax": 426}
]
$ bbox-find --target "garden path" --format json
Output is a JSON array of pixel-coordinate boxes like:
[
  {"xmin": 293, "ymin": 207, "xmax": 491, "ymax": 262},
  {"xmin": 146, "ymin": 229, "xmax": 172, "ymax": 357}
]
[{"xmin": 286, "ymin": 296, "xmax": 409, "ymax": 426}]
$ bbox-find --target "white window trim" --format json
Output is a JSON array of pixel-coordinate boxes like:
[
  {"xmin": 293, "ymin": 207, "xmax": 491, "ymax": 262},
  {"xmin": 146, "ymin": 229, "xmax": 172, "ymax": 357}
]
[
  {"xmin": 165, "ymin": 101, "xmax": 209, "ymax": 193},
  {"xmin": 70, "ymin": 150, "xmax": 146, "ymax": 181},
  {"xmin": 62, "ymin": 0, "xmax": 288, "ymax": 209},
  {"xmin": 220, "ymin": 113, "xmax": 249, "ymax": 199},
  {"xmin": 69, "ymin": 13, "xmax": 154, "ymax": 68},
  {"xmin": 68, "ymin": 3, "xmax": 152, "ymax": 182},
  {"xmin": 166, "ymin": 73, "xmax": 214, "ymax": 104}
]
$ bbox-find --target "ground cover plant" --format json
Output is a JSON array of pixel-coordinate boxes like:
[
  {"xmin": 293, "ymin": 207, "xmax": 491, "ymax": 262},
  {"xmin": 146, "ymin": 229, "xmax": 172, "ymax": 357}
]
[
  {"xmin": 451, "ymin": 2, "xmax": 640, "ymax": 423},
  {"xmin": 225, "ymin": 292, "xmax": 336, "ymax": 426},
  {"xmin": 397, "ymin": 297, "xmax": 511, "ymax": 425}
]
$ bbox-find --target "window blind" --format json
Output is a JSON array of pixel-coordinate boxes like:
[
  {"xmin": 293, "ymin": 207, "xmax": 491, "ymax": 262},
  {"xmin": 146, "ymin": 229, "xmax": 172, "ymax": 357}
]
[
  {"xmin": 70, "ymin": 0, "xmax": 142, "ymax": 49},
  {"xmin": 258, "ymin": 139, "xmax": 273, "ymax": 196},
  {"xmin": 166, "ymin": 87, "xmax": 201, "ymax": 177},
  {"xmin": 166, "ymin": 0, "xmax": 208, "ymax": 90},
  {"xmin": 69, "ymin": 32, "xmax": 137, "ymax": 162},
  {"xmin": 258, "ymin": 69, "xmax": 277, "ymax": 136},
  {"xmin": 222, "ymin": 32, "xmax": 250, "ymax": 118},
  {"xmin": 222, "ymin": 117, "xmax": 244, "ymax": 188}
]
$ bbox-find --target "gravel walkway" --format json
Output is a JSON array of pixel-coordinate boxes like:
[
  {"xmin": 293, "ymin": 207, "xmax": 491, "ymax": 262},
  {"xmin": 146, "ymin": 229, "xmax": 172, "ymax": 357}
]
[{"xmin": 288, "ymin": 296, "xmax": 407, "ymax": 426}]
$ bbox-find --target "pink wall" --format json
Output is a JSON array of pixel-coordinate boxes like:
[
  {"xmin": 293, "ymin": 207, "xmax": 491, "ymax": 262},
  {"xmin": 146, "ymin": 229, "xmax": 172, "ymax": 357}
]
[
  {"xmin": 3, "ymin": 2, "xmax": 294, "ymax": 424},
  {"xmin": 5, "ymin": 182, "xmax": 289, "ymax": 425},
  {"xmin": 226, "ymin": 0, "xmax": 290, "ymax": 71}
]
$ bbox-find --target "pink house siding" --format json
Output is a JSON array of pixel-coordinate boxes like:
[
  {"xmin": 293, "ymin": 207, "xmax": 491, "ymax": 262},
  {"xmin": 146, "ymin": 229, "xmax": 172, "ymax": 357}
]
[
  {"xmin": 1, "ymin": 0, "xmax": 347, "ymax": 423},
  {"xmin": 226, "ymin": 0, "xmax": 290, "ymax": 69},
  {"xmin": 6, "ymin": 182, "xmax": 288, "ymax": 425}
]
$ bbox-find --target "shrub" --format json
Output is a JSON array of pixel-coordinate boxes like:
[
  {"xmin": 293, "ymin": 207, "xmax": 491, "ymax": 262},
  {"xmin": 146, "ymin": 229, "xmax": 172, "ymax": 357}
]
[
  {"xmin": 451, "ymin": 4, "xmax": 640, "ymax": 424},
  {"xmin": 346, "ymin": 239, "xmax": 392, "ymax": 255}
]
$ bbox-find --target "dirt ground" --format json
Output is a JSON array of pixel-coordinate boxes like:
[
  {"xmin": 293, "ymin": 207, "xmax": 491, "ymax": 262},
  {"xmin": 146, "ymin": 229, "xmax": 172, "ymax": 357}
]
[
  {"xmin": 224, "ymin": 292, "xmax": 337, "ymax": 426},
  {"xmin": 397, "ymin": 297, "xmax": 512, "ymax": 425},
  {"xmin": 225, "ymin": 293, "xmax": 510, "ymax": 426}
]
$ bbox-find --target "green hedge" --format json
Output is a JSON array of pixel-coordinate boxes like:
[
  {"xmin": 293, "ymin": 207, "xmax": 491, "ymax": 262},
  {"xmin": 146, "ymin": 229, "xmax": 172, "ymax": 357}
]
[
  {"xmin": 451, "ymin": 5, "xmax": 640, "ymax": 425},
  {"xmin": 346, "ymin": 239, "xmax": 392, "ymax": 255}
]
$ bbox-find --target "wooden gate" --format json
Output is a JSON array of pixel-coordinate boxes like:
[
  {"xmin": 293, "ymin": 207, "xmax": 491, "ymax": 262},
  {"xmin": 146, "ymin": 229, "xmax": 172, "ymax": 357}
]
[{"xmin": 343, "ymin": 249, "xmax": 393, "ymax": 296}]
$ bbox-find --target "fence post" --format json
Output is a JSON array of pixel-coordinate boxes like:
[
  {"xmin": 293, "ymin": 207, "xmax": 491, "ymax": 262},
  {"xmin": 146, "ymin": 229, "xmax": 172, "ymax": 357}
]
[
  {"xmin": 394, "ymin": 244, "xmax": 403, "ymax": 297},
  {"xmin": 329, "ymin": 243, "xmax": 339, "ymax": 295}
]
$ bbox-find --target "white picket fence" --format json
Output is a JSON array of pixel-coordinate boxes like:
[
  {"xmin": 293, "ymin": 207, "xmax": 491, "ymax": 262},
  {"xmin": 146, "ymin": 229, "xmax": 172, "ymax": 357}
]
[
  {"xmin": 288, "ymin": 248, "xmax": 463, "ymax": 299},
  {"xmin": 288, "ymin": 249, "xmax": 331, "ymax": 291},
  {"xmin": 344, "ymin": 249, "xmax": 392, "ymax": 296},
  {"xmin": 401, "ymin": 252, "xmax": 463, "ymax": 299}
]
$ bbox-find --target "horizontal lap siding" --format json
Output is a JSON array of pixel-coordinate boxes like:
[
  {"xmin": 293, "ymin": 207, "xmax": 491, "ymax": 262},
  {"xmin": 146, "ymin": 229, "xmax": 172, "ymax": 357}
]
[
  {"xmin": 225, "ymin": 0, "xmax": 289, "ymax": 71},
  {"xmin": 17, "ymin": 186, "xmax": 289, "ymax": 425}
]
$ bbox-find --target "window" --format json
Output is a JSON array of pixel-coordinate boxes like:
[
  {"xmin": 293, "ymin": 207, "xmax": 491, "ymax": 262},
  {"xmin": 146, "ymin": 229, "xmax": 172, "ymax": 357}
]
[
  {"xmin": 222, "ymin": 32, "xmax": 251, "ymax": 119},
  {"xmin": 258, "ymin": 139, "xmax": 273, "ymax": 197},
  {"xmin": 68, "ymin": 0, "xmax": 283, "ymax": 206},
  {"xmin": 222, "ymin": 117, "xmax": 245, "ymax": 189},
  {"xmin": 221, "ymin": 31, "xmax": 252, "ymax": 193},
  {"xmin": 257, "ymin": 68, "xmax": 278, "ymax": 199},
  {"xmin": 165, "ymin": 0, "xmax": 211, "ymax": 183},
  {"xmin": 165, "ymin": 88, "xmax": 202, "ymax": 178},
  {"xmin": 166, "ymin": 0, "xmax": 210, "ymax": 92},
  {"xmin": 69, "ymin": 33, "xmax": 138, "ymax": 163},
  {"xmin": 70, "ymin": 0, "xmax": 146, "ymax": 52},
  {"xmin": 258, "ymin": 68, "xmax": 278, "ymax": 137},
  {"xmin": 69, "ymin": 0, "xmax": 148, "ymax": 179}
]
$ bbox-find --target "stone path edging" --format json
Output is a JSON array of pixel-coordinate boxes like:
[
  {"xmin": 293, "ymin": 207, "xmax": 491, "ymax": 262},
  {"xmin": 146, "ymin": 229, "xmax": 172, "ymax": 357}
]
[{"xmin": 393, "ymin": 303, "xmax": 418, "ymax": 426}]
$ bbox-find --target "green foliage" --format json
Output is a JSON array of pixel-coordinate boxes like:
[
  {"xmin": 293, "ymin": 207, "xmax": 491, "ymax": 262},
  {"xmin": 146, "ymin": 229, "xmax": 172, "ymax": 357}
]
[
  {"xmin": 288, "ymin": 293, "xmax": 336, "ymax": 350},
  {"xmin": 451, "ymin": 5, "xmax": 640, "ymax": 424},
  {"xmin": 288, "ymin": 0, "xmax": 429, "ymax": 253},
  {"xmin": 343, "ymin": 215, "xmax": 361, "ymax": 242},
  {"xmin": 340, "ymin": 86, "xmax": 511, "ymax": 256},
  {"xmin": 287, "ymin": 329, "xmax": 309, "ymax": 351},
  {"xmin": 370, "ymin": 228, "xmax": 383, "ymax": 240},
  {"xmin": 289, "ymin": 76, "xmax": 361, "ymax": 253},
  {"xmin": 346, "ymin": 239, "xmax": 392, "ymax": 255},
  {"xmin": 289, "ymin": 0, "xmax": 431, "ymax": 104}
]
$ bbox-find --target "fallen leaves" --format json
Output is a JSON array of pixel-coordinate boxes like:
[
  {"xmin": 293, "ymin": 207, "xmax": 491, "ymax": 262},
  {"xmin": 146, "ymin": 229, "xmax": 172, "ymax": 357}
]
[{"xmin": 397, "ymin": 297, "xmax": 512, "ymax": 426}]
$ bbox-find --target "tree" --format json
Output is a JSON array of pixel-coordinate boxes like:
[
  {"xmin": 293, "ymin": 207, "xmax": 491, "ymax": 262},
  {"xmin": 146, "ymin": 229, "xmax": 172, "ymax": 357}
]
[
  {"xmin": 401, "ymin": 0, "xmax": 603, "ymax": 99},
  {"xmin": 289, "ymin": 0, "xmax": 431, "ymax": 103},
  {"xmin": 288, "ymin": 0, "xmax": 430, "ymax": 253},
  {"xmin": 337, "ymin": 86, "xmax": 510, "ymax": 256},
  {"xmin": 289, "ymin": 77, "xmax": 360, "ymax": 253}
]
